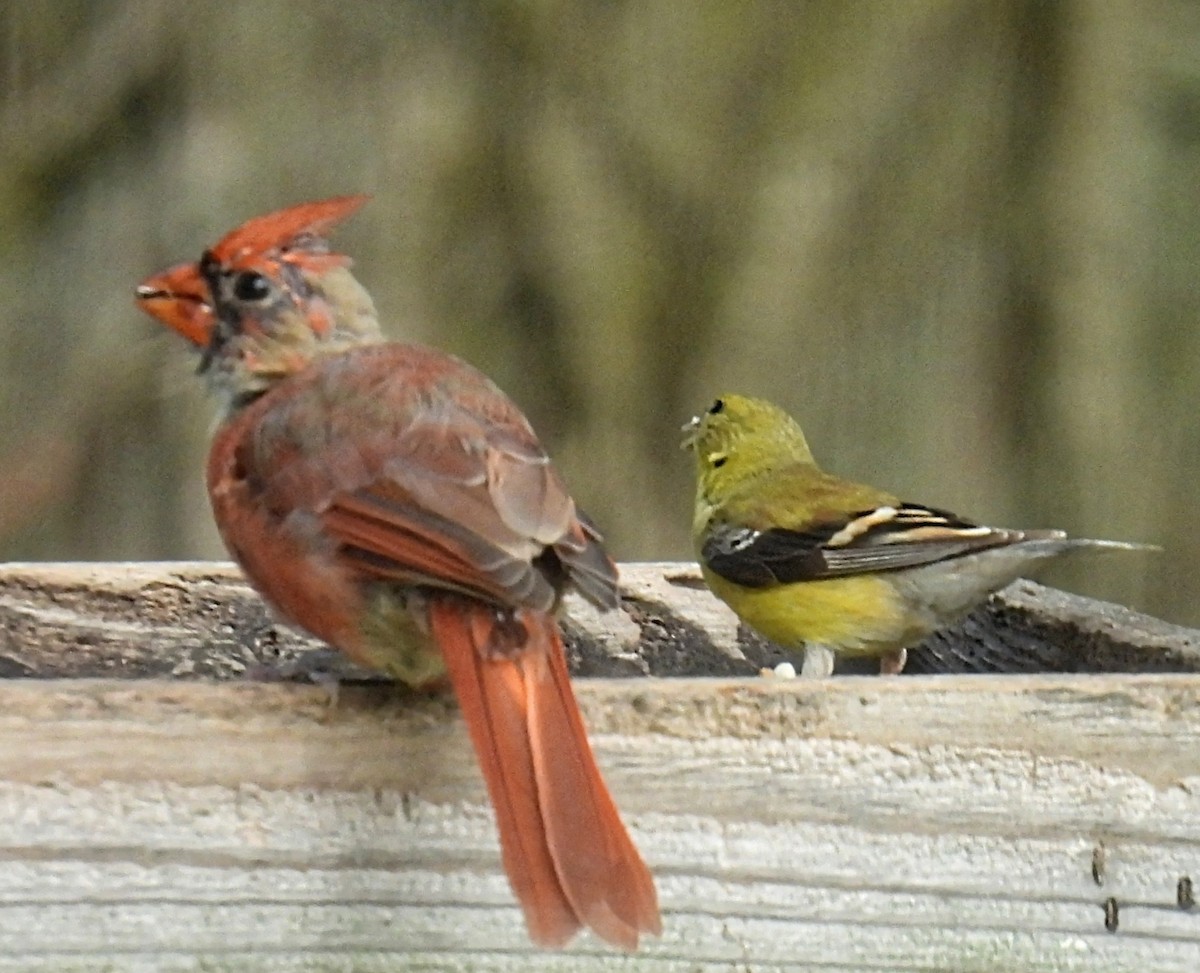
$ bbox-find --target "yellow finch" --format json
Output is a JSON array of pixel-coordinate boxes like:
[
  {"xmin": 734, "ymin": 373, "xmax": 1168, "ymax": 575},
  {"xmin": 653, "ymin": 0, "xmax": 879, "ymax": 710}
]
[{"xmin": 684, "ymin": 393, "xmax": 1152, "ymax": 677}]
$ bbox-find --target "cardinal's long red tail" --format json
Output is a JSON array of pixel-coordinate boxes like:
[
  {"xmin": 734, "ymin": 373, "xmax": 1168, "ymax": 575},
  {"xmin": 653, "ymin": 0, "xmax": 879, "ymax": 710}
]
[{"xmin": 428, "ymin": 598, "xmax": 660, "ymax": 949}]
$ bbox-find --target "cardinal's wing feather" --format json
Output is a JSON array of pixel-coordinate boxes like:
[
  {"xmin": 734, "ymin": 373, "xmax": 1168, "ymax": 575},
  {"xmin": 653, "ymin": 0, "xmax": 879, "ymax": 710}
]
[{"xmin": 251, "ymin": 347, "xmax": 616, "ymax": 610}]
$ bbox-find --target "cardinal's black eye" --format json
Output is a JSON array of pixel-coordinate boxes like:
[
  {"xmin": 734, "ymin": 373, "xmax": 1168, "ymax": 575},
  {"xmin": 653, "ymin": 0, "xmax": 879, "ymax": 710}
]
[
  {"xmin": 232, "ymin": 271, "xmax": 272, "ymax": 302},
  {"xmin": 708, "ymin": 398, "xmax": 725, "ymax": 414}
]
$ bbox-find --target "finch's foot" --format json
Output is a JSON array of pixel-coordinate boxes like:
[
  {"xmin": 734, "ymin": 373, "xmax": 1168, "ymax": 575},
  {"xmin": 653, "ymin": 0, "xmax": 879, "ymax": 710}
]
[
  {"xmin": 800, "ymin": 644, "xmax": 836, "ymax": 678},
  {"xmin": 879, "ymin": 647, "xmax": 907, "ymax": 676}
]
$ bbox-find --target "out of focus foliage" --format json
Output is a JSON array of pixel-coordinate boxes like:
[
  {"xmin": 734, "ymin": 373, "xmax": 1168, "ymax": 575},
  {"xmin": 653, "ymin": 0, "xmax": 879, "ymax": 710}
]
[{"xmin": 1, "ymin": 1, "xmax": 1196, "ymax": 622}]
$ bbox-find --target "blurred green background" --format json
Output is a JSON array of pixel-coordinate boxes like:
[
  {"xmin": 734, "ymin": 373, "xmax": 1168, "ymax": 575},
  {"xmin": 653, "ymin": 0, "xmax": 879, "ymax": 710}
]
[{"xmin": 1, "ymin": 1, "xmax": 1195, "ymax": 624}]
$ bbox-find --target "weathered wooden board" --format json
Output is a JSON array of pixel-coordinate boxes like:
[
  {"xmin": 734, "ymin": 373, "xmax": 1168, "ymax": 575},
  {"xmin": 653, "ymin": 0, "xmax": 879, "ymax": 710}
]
[
  {"xmin": 3, "ymin": 561, "xmax": 1199, "ymax": 680},
  {"xmin": 0, "ymin": 562, "xmax": 1198, "ymax": 971}
]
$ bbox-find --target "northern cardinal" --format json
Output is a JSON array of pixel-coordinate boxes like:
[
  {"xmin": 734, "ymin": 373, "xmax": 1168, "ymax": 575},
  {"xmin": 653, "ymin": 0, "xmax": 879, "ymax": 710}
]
[{"xmin": 136, "ymin": 196, "xmax": 660, "ymax": 949}]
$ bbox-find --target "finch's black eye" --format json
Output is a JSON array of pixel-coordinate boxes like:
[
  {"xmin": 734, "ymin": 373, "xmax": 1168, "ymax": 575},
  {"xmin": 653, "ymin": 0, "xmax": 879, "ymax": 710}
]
[
  {"xmin": 232, "ymin": 271, "xmax": 272, "ymax": 303},
  {"xmin": 708, "ymin": 398, "xmax": 725, "ymax": 414}
]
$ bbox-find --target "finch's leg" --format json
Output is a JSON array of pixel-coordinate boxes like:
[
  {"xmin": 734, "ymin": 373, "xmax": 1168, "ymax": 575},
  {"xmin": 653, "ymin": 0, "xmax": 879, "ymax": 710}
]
[
  {"xmin": 878, "ymin": 647, "xmax": 907, "ymax": 675},
  {"xmin": 800, "ymin": 643, "xmax": 836, "ymax": 678}
]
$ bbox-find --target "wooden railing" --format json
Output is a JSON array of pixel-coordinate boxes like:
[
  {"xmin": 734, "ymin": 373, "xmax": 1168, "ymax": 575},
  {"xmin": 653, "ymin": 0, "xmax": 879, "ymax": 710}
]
[{"xmin": 1, "ymin": 562, "xmax": 1198, "ymax": 971}]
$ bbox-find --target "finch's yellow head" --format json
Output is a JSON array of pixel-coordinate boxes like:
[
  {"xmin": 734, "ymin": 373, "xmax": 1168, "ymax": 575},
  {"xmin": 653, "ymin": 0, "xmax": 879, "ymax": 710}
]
[{"xmin": 682, "ymin": 394, "xmax": 815, "ymax": 500}]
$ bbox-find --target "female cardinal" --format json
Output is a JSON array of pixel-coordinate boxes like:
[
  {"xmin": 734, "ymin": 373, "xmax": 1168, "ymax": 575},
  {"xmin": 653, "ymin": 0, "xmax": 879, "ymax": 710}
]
[{"xmin": 136, "ymin": 196, "xmax": 660, "ymax": 949}]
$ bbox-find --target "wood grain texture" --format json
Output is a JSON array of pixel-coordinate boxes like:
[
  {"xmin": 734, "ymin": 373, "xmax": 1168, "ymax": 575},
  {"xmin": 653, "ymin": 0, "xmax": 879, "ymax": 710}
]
[
  {"xmin": 1, "ymin": 562, "xmax": 1199, "ymax": 970},
  {"xmin": 3, "ymin": 561, "xmax": 1199, "ymax": 681}
]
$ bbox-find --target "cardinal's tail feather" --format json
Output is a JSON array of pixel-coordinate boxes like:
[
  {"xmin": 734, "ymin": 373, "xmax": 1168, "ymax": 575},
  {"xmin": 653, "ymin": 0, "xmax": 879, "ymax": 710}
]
[
  {"xmin": 428, "ymin": 598, "xmax": 660, "ymax": 950},
  {"xmin": 527, "ymin": 614, "xmax": 661, "ymax": 946},
  {"xmin": 429, "ymin": 598, "xmax": 580, "ymax": 947}
]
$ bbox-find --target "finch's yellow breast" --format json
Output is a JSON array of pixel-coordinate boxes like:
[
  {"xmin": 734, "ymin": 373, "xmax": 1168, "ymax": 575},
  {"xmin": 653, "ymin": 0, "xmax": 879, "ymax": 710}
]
[{"xmin": 700, "ymin": 568, "xmax": 915, "ymax": 658}]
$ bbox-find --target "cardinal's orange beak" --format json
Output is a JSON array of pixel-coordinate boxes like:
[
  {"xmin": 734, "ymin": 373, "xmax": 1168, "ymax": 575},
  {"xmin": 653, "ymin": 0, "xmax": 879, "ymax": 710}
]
[{"xmin": 136, "ymin": 261, "xmax": 213, "ymax": 348}]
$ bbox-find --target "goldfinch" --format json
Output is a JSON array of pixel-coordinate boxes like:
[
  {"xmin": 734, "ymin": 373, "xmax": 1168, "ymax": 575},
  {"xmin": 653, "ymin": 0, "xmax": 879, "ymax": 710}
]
[{"xmin": 685, "ymin": 393, "xmax": 1152, "ymax": 677}]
